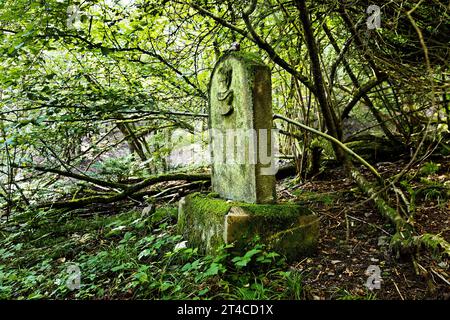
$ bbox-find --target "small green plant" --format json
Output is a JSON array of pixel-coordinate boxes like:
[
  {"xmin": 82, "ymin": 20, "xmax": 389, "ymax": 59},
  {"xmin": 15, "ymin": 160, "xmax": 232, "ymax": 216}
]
[
  {"xmin": 415, "ymin": 233, "xmax": 450, "ymax": 258},
  {"xmin": 93, "ymin": 154, "xmax": 142, "ymax": 182},
  {"xmin": 417, "ymin": 178, "xmax": 448, "ymax": 204},
  {"xmin": 419, "ymin": 161, "xmax": 440, "ymax": 177},
  {"xmin": 231, "ymin": 244, "xmax": 281, "ymax": 269},
  {"xmin": 0, "ymin": 206, "xmax": 302, "ymax": 300},
  {"xmin": 281, "ymin": 270, "xmax": 304, "ymax": 300}
]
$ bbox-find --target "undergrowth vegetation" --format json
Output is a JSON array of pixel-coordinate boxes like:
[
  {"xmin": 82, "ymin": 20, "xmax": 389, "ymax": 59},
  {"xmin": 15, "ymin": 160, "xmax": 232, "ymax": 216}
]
[{"xmin": 0, "ymin": 206, "xmax": 310, "ymax": 300}]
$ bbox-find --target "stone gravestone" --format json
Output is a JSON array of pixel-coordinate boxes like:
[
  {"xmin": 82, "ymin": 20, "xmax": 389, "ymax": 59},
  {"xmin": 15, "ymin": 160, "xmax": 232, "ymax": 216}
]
[
  {"xmin": 178, "ymin": 52, "xmax": 319, "ymax": 260},
  {"xmin": 208, "ymin": 53, "xmax": 276, "ymax": 204}
]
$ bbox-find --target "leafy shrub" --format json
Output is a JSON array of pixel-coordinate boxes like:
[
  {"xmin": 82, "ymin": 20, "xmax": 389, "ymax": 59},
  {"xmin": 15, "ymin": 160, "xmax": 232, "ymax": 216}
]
[{"xmin": 0, "ymin": 206, "xmax": 303, "ymax": 300}]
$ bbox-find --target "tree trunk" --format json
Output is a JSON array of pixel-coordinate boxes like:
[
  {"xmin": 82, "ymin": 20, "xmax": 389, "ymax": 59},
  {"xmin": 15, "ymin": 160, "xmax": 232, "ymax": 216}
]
[{"xmin": 295, "ymin": 0, "xmax": 345, "ymax": 162}]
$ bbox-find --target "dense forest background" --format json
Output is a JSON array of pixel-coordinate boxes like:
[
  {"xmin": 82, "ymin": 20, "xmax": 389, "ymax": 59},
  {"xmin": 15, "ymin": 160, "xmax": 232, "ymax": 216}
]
[{"xmin": 0, "ymin": 0, "xmax": 449, "ymax": 300}]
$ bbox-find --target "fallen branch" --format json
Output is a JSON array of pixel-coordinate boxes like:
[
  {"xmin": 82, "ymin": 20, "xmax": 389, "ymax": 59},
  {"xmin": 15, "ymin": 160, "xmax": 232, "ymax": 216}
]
[
  {"xmin": 349, "ymin": 167, "xmax": 416, "ymax": 252},
  {"xmin": 13, "ymin": 164, "xmax": 128, "ymax": 190},
  {"xmin": 273, "ymin": 116, "xmax": 448, "ymax": 257},
  {"xmin": 346, "ymin": 214, "xmax": 391, "ymax": 236},
  {"xmin": 350, "ymin": 166, "xmax": 450, "ymax": 258},
  {"xmin": 38, "ymin": 173, "xmax": 210, "ymax": 209},
  {"xmin": 414, "ymin": 233, "xmax": 450, "ymax": 258},
  {"xmin": 133, "ymin": 180, "xmax": 209, "ymax": 199}
]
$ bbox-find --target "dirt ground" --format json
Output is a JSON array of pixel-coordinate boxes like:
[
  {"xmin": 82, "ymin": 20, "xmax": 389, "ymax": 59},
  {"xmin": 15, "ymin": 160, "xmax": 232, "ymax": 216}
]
[{"xmin": 274, "ymin": 158, "xmax": 450, "ymax": 300}]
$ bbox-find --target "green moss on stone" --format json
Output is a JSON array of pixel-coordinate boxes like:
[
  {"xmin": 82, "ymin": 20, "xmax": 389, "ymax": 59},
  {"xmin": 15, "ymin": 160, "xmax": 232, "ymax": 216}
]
[
  {"xmin": 177, "ymin": 193, "xmax": 319, "ymax": 260},
  {"xmin": 188, "ymin": 193, "xmax": 232, "ymax": 217},
  {"xmin": 207, "ymin": 192, "xmax": 220, "ymax": 198},
  {"xmin": 268, "ymin": 219, "xmax": 320, "ymax": 260},
  {"xmin": 177, "ymin": 193, "xmax": 231, "ymax": 253},
  {"xmin": 208, "ymin": 52, "xmax": 275, "ymax": 204},
  {"xmin": 238, "ymin": 203, "xmax": 311, "ymax": 217}
]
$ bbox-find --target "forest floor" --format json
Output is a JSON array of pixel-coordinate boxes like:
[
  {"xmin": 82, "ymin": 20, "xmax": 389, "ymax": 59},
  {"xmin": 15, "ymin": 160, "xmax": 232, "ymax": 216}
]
[
  {"xmin": 277, "ymin": 158, "xmax": 450, "ymax": 299},
  {"xmin": 0, "ymin": 157, "xmax": 449, "ymax": 300}
]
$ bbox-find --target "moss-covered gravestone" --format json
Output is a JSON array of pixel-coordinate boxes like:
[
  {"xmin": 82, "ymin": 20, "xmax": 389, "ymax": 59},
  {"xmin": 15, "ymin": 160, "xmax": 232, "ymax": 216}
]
[
  {"xmin": 209, "ymin": 52, "xmax": 276, "ymax": 204},
  {"xmin": 178, "ymin": 52, "xmax": 319, "ymax": 260}
]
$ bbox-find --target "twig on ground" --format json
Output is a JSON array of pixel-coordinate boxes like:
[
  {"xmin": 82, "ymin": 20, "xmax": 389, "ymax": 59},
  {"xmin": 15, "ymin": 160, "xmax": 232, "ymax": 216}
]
[
  {"xmin": 347, "ymin": 214, "xmax": 392, "ymax": 236},
  {"xmin": 392, "ymin": 279, "xmax": 405, "ymax": 300}
]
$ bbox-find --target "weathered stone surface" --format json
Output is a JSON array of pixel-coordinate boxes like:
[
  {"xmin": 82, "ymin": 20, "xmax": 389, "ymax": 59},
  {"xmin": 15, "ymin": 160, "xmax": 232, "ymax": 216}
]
[
  {"xmin": 208, "ymin": 52, "xmax": 276, "ymax": 204},
  {"xmin": 177, "ymin": 52, "xmax": 319, "ymax": 261},
  {"xmin": 178, "ymin": 193, "xmax": 319, "ymax": 260}
]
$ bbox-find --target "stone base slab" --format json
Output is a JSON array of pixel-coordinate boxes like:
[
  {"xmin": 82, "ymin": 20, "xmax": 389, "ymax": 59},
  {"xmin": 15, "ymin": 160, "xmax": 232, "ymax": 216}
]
[{"xmin": 177, "ymin": 193, "xmax": 319, "ymax": 261}]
